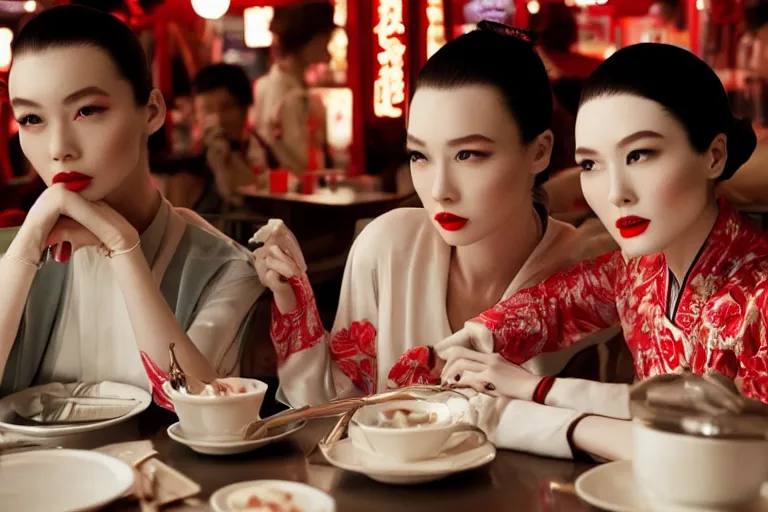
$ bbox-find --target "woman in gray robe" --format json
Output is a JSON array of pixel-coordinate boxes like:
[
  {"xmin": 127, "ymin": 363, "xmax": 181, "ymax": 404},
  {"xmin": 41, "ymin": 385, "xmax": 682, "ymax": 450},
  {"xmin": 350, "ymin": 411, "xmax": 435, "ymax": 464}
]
[{"xmin": 0, "ymin": 6, "xmax": 264, "ymax": 410}]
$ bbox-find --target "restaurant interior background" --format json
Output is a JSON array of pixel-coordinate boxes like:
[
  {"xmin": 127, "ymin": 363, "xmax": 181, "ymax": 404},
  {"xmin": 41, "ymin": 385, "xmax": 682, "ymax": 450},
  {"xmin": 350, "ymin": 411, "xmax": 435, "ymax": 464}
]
[{"xmin": 0, "ymin": 0, "xmax": 762, "ymax": 188}]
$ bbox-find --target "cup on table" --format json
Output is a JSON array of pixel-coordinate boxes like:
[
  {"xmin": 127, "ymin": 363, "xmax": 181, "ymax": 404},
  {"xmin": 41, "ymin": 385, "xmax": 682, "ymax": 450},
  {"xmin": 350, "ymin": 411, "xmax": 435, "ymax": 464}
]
[
  {"xmin": 633, "ymin": 421, "xmax": 768, "ymax": 508},
  {"xmin": 269, "ymin": 170, "xmax": 289, "ymax": 193},
  {"xmin": 301, "ymin": 172, "xmax": 315, "ymax": 195},
  {"xmin": 162, "ymin": 378, "xmax": 267, "ymax": 442},
  {"xmin": 349, "ymin": 400, "xmax": 483, "ymax": 462}
]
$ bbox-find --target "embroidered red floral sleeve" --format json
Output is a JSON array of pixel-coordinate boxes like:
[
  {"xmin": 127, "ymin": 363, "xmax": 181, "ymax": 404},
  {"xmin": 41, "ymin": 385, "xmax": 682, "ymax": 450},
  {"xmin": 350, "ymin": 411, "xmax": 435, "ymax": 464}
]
[
  {"xmin": 270, "ymin": 274, "xmax": 325, "ymax": 364},
  {"xmin": 387, "ymin": 346, "xmax": 440, "ymax": 389},
  {"xmin": 329, "ymin": 320, "xmax": 380, "ymax": 395},
  {"xmin": 139, "ymin": 351, "xmax": 174, "ymax": 412},
  {"xmin": 476, "ymin": 251, "xmax": 623, "ymax": 365},
  {"xmin": 733, "ymin": 284, "xmax": 768, "ymax": 404}
]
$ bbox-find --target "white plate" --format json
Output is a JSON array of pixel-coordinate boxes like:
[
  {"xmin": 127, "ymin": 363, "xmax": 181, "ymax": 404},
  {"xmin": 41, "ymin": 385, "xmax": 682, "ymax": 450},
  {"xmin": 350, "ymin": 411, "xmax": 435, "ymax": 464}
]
[
  {"xmin": 0, "ymin": 381, "xmax": 151, "ymax": 437},
  {"xmin": 575, "ymin": 460, "xmax": 768, "ymax": 512},
  {"xmin": 0, "ymin": 448, "xmax": 135, "ymax": 512},
  {"xmin": 210, "ymin": 480, "xmax": 336, "ymax": 512},
  {"xmin": 167, "ymin": 420, "xmax": 306, "ymax": 455},
  {"xmin": 320, "ymin": 430, "xmax": 495, "ymax": 485}
]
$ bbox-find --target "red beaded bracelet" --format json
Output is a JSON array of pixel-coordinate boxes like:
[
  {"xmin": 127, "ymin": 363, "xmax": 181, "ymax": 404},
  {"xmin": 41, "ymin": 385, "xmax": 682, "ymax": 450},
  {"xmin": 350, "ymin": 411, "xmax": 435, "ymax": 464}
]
[{"xmin": 532, "ymin": 376, "xmax": 556, "ymax": 404}]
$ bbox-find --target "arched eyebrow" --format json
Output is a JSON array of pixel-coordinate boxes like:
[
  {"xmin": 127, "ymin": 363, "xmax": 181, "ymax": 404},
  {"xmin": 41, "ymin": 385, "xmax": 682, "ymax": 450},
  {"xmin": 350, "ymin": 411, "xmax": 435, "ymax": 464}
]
[
  {"xmin": 11, "ymin": 86, "xmax": 110, "ymax": 109},
  {"xmin": 406, "ymin": 133, "xmax": 495, "ymax": 147},
  {"xmin": 576, "ymin": 130, "xmax": 664, "ymax": 158}
]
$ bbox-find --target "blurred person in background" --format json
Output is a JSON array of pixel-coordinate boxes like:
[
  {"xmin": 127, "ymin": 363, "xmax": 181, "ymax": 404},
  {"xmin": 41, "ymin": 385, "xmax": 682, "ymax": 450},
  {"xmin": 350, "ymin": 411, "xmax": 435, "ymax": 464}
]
[
  {"xmin": 251, "ymin": 1, "xmax": 335, "ymax": 172},
  {"xmin": 533, "ymin": 3, "xmax": 602, "ymax": 116},
  {"xmin": 190, "ymin": 64, "xmax": 276, "ymax": 213}
]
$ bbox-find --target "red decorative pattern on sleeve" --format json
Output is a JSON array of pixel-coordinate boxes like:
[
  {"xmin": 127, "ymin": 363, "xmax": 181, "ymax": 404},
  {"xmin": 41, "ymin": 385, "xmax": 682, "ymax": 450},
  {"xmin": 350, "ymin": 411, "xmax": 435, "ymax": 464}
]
[
  {"xmin": 475, "ymin": 250, "xmax": 623, "ymax": 365},
  {"xmin": 471, "ymin": 199, "xmax": 768, "ymax": 405},
  {"xmin": 270, "ymin": 274, "xmax": 325, "ymax": 365},
  {"xmin": 139, "ymin": 351, "xmax": 175, "ymax": 412},
  {"xmin": 329, "ymin": 320, "xmax": 378, "ymax": 395},
  {"xmin": 387, "ymin": 346, "xmax": 439, "ymax": 389}
]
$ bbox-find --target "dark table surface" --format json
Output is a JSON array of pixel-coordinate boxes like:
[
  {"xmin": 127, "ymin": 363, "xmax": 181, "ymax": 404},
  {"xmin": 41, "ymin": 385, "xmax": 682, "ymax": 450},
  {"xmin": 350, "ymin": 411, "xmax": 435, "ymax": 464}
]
[{"xmin": 115, "ymin": 409, "xmax": 599, "ymax": 511}]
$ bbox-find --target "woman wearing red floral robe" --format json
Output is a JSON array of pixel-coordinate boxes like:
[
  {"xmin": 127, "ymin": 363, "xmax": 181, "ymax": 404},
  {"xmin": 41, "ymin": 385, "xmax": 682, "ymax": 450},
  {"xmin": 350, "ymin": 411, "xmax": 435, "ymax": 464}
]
[
  {"xmin": 429, "ymin": 44, "xmax": 768, "ymax": 460},
  {"xmin": 252, "ymin": 23, "xmax": 621, "ymax": 456}
]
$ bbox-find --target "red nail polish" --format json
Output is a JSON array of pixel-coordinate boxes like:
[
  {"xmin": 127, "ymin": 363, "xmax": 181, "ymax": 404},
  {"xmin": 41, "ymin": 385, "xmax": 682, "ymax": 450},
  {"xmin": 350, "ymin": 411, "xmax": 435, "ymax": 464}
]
[{"xmin": 57, "ymin": 242, "xmax": 72, "ymax": 263}]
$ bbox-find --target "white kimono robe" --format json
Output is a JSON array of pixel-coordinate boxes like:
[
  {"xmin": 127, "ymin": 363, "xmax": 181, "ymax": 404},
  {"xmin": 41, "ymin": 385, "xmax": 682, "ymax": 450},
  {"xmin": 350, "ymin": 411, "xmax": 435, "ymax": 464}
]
[{"xmin": 271, "ymin": 208, "xmax": 621, "ymax": 458}]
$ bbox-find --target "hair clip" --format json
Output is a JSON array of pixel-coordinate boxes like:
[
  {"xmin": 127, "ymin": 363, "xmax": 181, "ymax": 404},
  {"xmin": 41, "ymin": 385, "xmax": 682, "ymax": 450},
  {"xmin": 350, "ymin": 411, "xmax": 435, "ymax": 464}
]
[{"xmin": 477, "ymin": 20, "xmax": 538, "ymax": 45}]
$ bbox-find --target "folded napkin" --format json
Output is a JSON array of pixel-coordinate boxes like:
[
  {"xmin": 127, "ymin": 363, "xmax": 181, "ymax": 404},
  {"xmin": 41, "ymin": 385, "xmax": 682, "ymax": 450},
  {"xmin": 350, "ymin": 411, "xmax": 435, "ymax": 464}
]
[
  {"xmin": 96, "ymin": 441, "xmax": 201, "ymax": 507},
  {"xmin": 14, "ymin": 382, "xmax": 138, "ymax": 424}
]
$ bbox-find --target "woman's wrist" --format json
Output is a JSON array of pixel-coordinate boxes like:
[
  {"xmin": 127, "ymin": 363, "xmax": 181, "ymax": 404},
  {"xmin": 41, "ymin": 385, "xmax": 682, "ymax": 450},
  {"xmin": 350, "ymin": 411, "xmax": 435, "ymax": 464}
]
[
  {"xmin": 532, "ymin": 376, "xmax": 557, "ymax": 404},
  {"xmin": 274, "ymin": 289, "xmax": 298, "ymax": 314},
  {"xmin": 6, "ymin": 228, "xmax": 46, "ymax": 263},
  {"xmin": 101, "ymin": 237, "xmax": 140, "ymax": 258}
]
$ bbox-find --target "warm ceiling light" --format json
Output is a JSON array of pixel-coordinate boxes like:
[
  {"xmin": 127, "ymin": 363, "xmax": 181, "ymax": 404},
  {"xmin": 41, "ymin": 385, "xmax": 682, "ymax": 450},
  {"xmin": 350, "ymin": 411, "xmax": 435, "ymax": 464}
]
[
  {"xmin": 527, "ymin": 0, "xmax": 540, "ymax": 14},
  {"xmin": 191, "ymin": 0, "xmax": 230, "ymax": 20},
  {"xmin": 23, "ymin": 0, "xmax": 36, "ymax": 13}
]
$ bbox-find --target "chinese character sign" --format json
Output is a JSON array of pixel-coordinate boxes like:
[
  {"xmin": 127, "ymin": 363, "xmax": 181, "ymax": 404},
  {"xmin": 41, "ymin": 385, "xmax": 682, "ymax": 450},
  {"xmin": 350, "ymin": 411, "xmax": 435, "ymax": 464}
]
[
  {"xmin": 373, "ymin": 0, "xmax": 406, "ymax": 118},
  {"xmin": 426, "ymin": 0, "xmax": 446, "ymax": 59}
]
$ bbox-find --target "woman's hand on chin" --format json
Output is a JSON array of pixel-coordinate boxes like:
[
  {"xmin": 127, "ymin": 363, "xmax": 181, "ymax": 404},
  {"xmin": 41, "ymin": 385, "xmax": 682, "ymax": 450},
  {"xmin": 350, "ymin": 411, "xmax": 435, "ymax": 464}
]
[{"xmin": 14, "ymin": 184, "xmax": 139, "ymax": 263}]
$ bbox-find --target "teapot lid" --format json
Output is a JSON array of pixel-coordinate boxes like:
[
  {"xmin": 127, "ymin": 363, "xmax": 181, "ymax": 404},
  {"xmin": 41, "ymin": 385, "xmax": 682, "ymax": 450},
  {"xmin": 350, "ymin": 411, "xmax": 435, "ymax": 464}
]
[{"xmin": 629, "ymin": 372, "xmax": 768, "ymax": 440}]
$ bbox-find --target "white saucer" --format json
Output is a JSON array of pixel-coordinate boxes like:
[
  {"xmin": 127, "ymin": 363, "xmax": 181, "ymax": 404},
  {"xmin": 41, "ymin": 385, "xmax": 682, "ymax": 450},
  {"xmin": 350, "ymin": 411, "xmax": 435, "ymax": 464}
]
[
  {"xmin": 210, "ymin": 480, "xmax": 336, "ymax": 512},
  {"xmin": 167, "ymin": 420, "xmax": 306, "ymax": 455},
  {"xmin": 575, "ymin": 460, "xmax": 768, "ymax": 512},
  {"xmin": 0, "ymin": 382, "xmax": 151, "ymax": 437},
  {"xmin": 320, "ymin": 430, "xmax": 495, "ymax": 485},
  {"xmin": 0, "ymin": 448, "xmax": 135, "ymax": 512}
]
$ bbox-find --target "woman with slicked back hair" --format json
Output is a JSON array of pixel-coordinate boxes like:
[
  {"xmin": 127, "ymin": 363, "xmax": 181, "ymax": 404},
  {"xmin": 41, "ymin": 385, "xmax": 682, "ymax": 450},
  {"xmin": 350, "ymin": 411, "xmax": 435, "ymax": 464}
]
[
  {"xmin": 250, "ymin": 22, "xmax": 621, "ymax": 457},
  {"xmin": 442, "ymin": 43, "xmax": 768, "ymax": 461},
  {"xmin": 0, "ymin": 5, "xmax": 265, "ymax": 409}
]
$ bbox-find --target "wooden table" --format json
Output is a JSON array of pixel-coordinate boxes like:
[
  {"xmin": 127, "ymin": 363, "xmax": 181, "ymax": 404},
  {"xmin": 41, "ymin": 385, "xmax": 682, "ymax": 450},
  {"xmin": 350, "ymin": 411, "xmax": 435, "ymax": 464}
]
[
  {"xmin": 236, "ymin": 185, "xmax": 417, "ymax": 268},
  {"xmin": 237, "ymin": 185, "xmax": 415, "ymax": 228},
  {"xmin": 115, "ymin": 410, "xmax": 596, "ymax": 512}
]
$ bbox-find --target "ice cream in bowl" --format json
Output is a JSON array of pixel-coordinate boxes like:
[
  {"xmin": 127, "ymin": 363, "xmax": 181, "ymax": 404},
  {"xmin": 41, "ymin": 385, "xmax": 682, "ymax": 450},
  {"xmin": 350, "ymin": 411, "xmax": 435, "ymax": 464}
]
[{"xmin": 162, "ymin": 377, "xmax": 268, "ymax": 442}]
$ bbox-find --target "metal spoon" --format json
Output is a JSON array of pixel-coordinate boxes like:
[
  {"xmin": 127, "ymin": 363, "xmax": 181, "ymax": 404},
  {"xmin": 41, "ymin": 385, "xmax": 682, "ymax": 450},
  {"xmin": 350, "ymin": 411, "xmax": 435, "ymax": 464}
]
[
  {"xmin": 168, "ymin": 343, "xmax": 206, "ymax": 395},
  {"xmin": 243, "ymin": 385, "xmax": 466, "ymax": 440}
]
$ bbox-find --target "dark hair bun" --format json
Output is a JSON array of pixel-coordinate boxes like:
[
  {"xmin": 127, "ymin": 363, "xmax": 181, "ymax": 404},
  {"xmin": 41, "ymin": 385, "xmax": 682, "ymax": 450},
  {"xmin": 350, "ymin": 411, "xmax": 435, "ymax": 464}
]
[
  {"xmin": 722, "ymin": 117, "xmax": 757, "ymax": 181},
  {"xmin": 270, "ymin": 1, "xmax": 335, "ymax": 54}
]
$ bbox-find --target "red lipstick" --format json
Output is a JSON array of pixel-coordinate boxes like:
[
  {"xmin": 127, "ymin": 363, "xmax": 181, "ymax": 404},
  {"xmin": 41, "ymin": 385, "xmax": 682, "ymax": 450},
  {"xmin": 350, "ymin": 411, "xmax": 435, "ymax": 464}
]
[
  {"xmin": 434, "ymin": 212, "xmax": 468, "ymax": 231},
  {"xmin": 616, "ymin": 216, "xmax": 650, "ymax": 238},
  {"xmin": 52, "ymin": 172, "xmax": 92, "ymax": 192}
]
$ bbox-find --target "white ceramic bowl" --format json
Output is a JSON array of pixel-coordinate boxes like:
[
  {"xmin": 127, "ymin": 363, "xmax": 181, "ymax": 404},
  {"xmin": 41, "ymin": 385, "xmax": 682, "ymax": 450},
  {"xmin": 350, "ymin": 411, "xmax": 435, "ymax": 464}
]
[
  {"xmin": 163, "ymin": 378, "xmax": 267, "ymax": 442},
  {"xmin": 633, "ymin": 421, "xmax": 768, "ymax": 508},
  {"xmin": 211, "ymin": 480, "xmax": 336, "ymax": 512},
  {"xmin": 350, "ymin": 400, "xmax": 481, "ymax": 462}
]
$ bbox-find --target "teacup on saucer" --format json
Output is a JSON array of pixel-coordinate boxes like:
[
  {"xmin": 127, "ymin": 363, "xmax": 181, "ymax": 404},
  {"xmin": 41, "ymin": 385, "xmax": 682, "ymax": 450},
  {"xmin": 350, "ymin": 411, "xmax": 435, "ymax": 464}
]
[
  {"xmin": 320, "ymin": 429, "xmax": 495, "ymax": 485},
  {"xmin": 350, "ymin": 400, "xmax": 485, "ymax": 462},
  {"xmin": 163, "ymin": 378, "xmax": 267, "ymax": 442}
]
